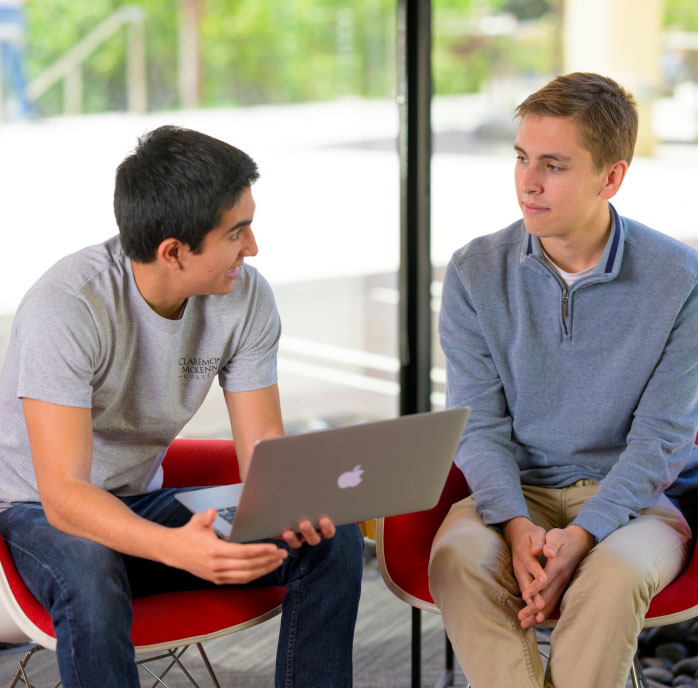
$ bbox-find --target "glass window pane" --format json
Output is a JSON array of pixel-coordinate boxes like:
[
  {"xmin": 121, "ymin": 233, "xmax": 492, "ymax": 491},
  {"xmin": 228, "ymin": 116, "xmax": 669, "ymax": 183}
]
[
  {"xmin": 432, "ymin": 0, "xmax": 698, "ymax": 403},
  {"xmin": 0, "ymin": 1, "xmax": 399, "ymax": 438}
]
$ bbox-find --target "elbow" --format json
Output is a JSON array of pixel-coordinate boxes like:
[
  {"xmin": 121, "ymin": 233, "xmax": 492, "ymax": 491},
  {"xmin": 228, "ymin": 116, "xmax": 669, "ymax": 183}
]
[
  {"xmin": 37, "ymin": 489, "xmax": 71, "ymax": 532},
  {"xmin": 41, "ymin": 501, "xmax": 65, "ymax": 530}
]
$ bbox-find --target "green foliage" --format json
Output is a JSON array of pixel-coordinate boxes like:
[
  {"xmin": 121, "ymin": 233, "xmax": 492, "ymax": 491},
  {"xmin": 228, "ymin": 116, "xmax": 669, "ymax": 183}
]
[
  {"xmin": 494, "ymin": 0, "xmax": 552, "ymax": 21},
  {"xmin": 24, "ymin": 0, "xmax": 124, "ymax": 114},
  {"xmin": 200, "ymin": 0, "xmax": 395, "ymax": 106},
  {"xmin": 23, "ymin": 0, "xmax": 395, "ymax": 114},
  {"xmin": 432, "ymin": 0, "xmax": 555, "ymax": 96},
  {"xmin": 665, "ymin": 0, "xmax": 698, "ymax": 31},
  {"xmin": 21, "ymin": 0, "xmax": 694, "ymax": 115}
]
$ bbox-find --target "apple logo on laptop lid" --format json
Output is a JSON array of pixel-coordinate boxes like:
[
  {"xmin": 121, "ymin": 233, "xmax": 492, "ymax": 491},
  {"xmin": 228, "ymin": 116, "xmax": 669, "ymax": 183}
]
[{"xmin": 337, "ymin": 465, "xmax": 364, "ymax": 489}]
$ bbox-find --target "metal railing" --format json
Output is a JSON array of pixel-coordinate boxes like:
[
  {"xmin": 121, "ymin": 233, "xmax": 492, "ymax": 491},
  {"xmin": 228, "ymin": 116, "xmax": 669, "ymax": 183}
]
[{"xmin": 24, "ymin": 5, "xmax": 147, "ymax": 115}]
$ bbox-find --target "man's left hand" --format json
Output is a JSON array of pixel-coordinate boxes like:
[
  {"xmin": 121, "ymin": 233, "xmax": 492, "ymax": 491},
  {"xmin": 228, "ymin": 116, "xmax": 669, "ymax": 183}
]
[
  {"xmin": 281, "ymin": 517, "xmax": 336, "ymax": 548},
  {"xmin": 518, "ymin": 524, "xmax": 595, "ymax": 628}
]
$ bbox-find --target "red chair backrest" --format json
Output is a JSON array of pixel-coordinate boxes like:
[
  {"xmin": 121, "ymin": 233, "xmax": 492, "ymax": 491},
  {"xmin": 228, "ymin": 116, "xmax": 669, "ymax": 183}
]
[
  {"xmin": 161, "ymin": 438, "xmax": 240, "ymax": 488},
  {"xmin": 382, "ymin": 464, "xmax": 469, "ymax": 582}
]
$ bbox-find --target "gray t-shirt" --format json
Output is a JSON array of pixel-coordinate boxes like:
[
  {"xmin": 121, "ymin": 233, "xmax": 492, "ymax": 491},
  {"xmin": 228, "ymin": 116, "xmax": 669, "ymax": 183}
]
[{"xmin": 0, "ymin": 236, "xmax": 280, "ymax": 509}]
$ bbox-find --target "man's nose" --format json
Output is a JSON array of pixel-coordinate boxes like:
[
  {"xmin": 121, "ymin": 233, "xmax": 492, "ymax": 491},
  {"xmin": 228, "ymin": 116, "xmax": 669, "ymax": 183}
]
[
  {"xmin": 242, "ymin": 229, "xmax": 259, "ymax": 257},
  {"xmin": 519, "ymin": 165, "xmax": 542, "ymax": 194}
]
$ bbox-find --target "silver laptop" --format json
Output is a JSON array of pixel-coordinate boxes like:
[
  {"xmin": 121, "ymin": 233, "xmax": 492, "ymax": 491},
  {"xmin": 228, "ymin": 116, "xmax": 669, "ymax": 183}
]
[{"xmin": 175, "ymin": 408, "xmax": 469, "ymax": 543}]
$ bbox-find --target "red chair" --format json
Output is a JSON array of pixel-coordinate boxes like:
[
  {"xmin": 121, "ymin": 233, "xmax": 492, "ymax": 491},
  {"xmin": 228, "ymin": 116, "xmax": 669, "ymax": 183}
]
[
  {"xmin": 0, "ymin": 438, "xmax": 286, "ymax": 687},
  {"xmin": 377, "ymin": 452, "xmax": 698, "ymax": 688}
]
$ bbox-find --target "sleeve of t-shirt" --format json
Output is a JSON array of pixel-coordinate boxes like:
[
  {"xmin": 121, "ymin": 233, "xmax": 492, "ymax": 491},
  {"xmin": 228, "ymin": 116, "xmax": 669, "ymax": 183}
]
[
  {"xmin": 14, "ymin": 286, "xmax": 100, "ymax": 408},
  {"xmin": 218, "ymin": 270, "xmax": 281, "ymax": 393}
]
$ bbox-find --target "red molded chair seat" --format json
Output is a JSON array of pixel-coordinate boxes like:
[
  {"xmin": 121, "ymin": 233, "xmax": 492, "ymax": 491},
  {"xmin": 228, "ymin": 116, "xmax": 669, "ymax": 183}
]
[
  {"xmin": 0, "ymin": 438, "xmax": 285, "ymax": 685},
  {"xmin": 378, "ymin": 441, "xmax": 698, "ymax": 687}
]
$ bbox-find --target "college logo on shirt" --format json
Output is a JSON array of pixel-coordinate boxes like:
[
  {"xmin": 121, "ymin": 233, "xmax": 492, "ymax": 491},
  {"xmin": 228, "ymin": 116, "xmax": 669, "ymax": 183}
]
[{"xmin": 179, "ymin": 357, "xmax": 221, "ymax": 380}]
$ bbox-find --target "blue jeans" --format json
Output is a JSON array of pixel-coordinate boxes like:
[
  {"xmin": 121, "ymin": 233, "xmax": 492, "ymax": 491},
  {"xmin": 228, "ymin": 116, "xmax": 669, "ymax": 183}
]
[{"xmin": 0, "ymin": 489, "xmax": 364, "ymax": 687}]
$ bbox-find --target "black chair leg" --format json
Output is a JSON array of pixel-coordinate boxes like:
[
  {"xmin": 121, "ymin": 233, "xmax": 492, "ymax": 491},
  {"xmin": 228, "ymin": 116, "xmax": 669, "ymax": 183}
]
[
  {"xmin": 411, "ymin": 607, "xmax": 456, "ymax": 688},
  {"xmin": 412, "ymin": 607, "xmax": 421, "ymax": 688}
]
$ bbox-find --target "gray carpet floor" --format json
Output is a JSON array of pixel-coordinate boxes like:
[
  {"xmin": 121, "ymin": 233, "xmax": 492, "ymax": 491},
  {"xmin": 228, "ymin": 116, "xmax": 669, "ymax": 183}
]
[{"xmin": 0, "ymin": 553, "xmax": 469, "ymax": 688}]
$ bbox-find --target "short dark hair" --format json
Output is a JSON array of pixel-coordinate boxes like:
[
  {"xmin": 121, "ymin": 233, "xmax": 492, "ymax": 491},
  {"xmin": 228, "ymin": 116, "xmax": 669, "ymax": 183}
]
[
  {"xmin": 114, "ymin": 125, "xmax": 259, "ymax": 262},
  {"xmin": 514, "ymin": 72, "xmax": 638, "ymax": 169}
]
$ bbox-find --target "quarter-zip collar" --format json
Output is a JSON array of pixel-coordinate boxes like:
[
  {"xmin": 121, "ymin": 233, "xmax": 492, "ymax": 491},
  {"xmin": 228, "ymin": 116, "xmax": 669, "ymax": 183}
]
[{"xmin": 520, "ymin": 203, "xmax": 625, "ymax": 283}]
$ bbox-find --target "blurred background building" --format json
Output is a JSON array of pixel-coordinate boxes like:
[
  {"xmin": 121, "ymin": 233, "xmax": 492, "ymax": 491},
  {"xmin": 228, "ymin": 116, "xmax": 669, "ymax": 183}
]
[{"xmin": 1, "ymin": 0, "xmax": 697, "ymax": 439}]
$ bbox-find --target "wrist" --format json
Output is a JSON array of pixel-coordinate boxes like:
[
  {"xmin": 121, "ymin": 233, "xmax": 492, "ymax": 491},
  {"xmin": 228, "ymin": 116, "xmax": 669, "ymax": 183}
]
[
  {"xmin": 567, "ymin": 524, "xmax": 595, "ymax": 552},
  {"xmin": 145, "ymin": 521, "xmax": 180, "ymax": 567},
  {"xmin": 502, "ymin": 516, "xmax": 533, "ymax": 544}
]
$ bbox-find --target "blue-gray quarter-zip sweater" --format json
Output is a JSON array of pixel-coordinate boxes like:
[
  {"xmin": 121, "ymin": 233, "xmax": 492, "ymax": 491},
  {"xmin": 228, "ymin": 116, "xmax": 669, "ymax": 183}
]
[{"xmin": 440, "ymin": 207, "xmax": 698, "ymax": 541}]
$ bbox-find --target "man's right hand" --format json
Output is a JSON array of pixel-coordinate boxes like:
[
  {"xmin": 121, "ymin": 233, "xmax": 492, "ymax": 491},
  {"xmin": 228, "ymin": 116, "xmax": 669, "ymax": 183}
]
[
  {"xmin": 502, "ymin": 516, "xmax": 548, "ymax": 614},
  {"xmin": 517, "ymin": 524, "xmax": 595, "ymax": 628},
  {"xmin": 161, "ymin": 507, "xmax": 287, "ymax": 585},
  {"xmin": 23, "ymin": 399, "xmax": 288, "ymax": 586}
]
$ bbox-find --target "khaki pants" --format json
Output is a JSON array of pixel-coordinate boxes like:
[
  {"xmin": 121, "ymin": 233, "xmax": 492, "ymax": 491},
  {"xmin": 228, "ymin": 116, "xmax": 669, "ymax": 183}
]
[{"xmin": 428, "ymin": 481, "xmax": 691, "ymax": 688}]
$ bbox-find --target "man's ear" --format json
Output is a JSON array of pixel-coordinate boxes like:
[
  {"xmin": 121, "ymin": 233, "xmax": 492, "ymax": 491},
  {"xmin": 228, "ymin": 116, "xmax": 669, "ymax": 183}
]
[
  {"xmin": 155, "ymin": 238, "xmax": 188, "ymax": 269},
  {"xmin": 599, "ymin": 160, "xmax": 629, "ymax": 200}
]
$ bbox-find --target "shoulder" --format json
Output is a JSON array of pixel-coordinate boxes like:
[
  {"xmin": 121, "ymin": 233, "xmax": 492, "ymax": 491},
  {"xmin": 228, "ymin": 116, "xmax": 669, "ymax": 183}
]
[
  {"xmin": 234, "ymin": 263, "xmax": 273, "ymax": 295},
  {"xmin": 445, "ymin": 221, "xmax": 525, "ymax": 296},
  {"xmin": 15, "ymin": 237, "xmax": 123, "ymax": 325},
  {"xmin": 43, "ymin": 236, "xmax": 122, "ymax": 287},
  {"xmin": 449, "ymin": 220, "xmax": 525, "ymax": 270},
  {"xmin": 22, "ymin": 237, "xmax": 123, "ymax": 302},
  {"xmin": 196, "ymin": 264, "xmax": 278, "ymax": 329},
  {"xmin": 622, "ymin": 217, "xmax": 698, "ymax": 279},
  {"xmin": 227, "ymin": 264, "xmax": 277, "ymax": 314}
]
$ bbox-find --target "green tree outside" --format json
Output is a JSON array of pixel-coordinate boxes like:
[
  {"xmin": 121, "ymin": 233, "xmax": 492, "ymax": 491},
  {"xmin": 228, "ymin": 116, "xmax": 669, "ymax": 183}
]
[{"xmin": 21, "ymin": 0, "xmax": 696, "ymax": 116}]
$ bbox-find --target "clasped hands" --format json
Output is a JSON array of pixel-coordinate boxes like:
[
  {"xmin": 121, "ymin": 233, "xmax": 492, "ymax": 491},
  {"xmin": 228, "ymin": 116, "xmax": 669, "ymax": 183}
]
[{"xmin": 502, "ymin": 516, "xmax": 595, "ymax": 629}]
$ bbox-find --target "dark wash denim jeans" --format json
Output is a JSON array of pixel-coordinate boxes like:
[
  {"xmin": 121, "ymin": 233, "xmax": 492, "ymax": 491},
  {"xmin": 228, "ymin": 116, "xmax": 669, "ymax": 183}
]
[{"xmin": 0, "ymin": 489, "xmax": 364, "ymax": 688}]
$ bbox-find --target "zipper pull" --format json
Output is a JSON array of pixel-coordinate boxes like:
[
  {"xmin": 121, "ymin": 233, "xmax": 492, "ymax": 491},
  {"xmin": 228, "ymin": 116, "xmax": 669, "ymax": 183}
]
[{"xmin": 562, "ymin": 288, "xmax": 569, "ymax": 318}]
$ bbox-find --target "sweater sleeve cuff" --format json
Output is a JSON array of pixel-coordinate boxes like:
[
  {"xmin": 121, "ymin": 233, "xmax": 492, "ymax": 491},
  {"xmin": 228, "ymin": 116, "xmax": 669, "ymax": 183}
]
[
  {"xmin": 571, "ymin": 502, "xmax": 624, "ymax": 542},
  {"xmin": 476, "ymin": 493, "xmax": 531, "ymax": 528}
]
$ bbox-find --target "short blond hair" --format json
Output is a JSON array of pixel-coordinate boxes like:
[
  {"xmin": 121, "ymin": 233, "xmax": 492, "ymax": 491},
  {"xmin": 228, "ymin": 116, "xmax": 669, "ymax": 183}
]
[{"xmin": 514, "ymin": 72, "xmax": 638, "ymax": 169}]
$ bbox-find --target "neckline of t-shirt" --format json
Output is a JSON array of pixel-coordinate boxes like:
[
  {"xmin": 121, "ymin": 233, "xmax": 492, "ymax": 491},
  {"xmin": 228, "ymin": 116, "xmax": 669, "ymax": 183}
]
[
  {"xmin": 541, "ymin": 249, "xmax": 597, "ymax": 287},
  {"xmin": 122, "ymin": 254, "xmax": 191, "ymax": 333}
]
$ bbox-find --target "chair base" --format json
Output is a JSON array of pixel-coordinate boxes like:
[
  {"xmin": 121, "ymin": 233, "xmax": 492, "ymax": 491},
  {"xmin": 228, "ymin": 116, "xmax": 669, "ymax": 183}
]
[
  {"xmin": 410, "ymin": 607, "xmax": 456, "ymax": 688},
  {"xmin": 9, "ymin": 642, "xmax": 222, "ymax": 688}
]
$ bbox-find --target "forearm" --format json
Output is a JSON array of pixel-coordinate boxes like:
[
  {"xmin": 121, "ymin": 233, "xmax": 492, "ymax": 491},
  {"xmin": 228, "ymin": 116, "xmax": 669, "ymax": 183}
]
[
  {"xmin": 456, "ymin": 439, "xmax": 529, "ymax": 525},
  {"xmin": 575, "ymin": 284, "xmax": 698, "ymax": 540},
  {"xmin": 224, "ymin": 385, "xmax": 284, "ymax": 480},
  {"xmin": 41, "ymin": 479, "xmax": 174, "ymax": 564},
  {"xmin": 573, "ymin": 431, "xmax": 695, "ymax": 541},
  {"xmin": 440, "ymin": 266, "xmax": 528, "ymax": 523}
]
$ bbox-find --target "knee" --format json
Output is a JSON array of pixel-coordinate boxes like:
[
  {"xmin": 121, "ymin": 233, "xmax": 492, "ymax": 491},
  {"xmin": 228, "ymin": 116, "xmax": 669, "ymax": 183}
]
[
  {"xmin": 47, "ymin": 539, "xmax": 129, "ymax": 612},
  {"xmin": 576, "ymin": 548, "xmax": 656, "ymax": 610},
  {"xmin": 26, "ymin": 539, "xmax": 134, "ymax": 638},
  {"xmin": 429, "ymin": 522, "xmax": 507, "ymax": 601},
  {"xmin": 431, "ymin": 520, "xmax": 503, "ymax": 578},
  {"xmin": 294, "ymin": 524, "xmax": 364, "ymax": 584},
  {"xmin": 329, "ymin": 524, "xmax": 364, "ymax": 582}
]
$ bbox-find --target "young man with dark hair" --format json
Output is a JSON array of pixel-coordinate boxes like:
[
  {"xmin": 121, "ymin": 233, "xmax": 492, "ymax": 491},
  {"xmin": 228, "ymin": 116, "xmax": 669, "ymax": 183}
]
[
  {"xmin": 0, "ymin": 125, "xmax": 364, "ymax": 687},
  {"xmin": 429, "ymin": 73, "xmax": 698, "ymax": 687}
]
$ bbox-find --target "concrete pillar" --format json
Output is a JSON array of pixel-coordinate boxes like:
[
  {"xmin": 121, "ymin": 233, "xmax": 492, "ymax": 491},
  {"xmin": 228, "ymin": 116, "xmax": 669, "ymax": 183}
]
[
  {"xmin": 563, "ymin": 0, "xmax": 664, "ymax": 157},
  {"xmin": 178, "ymin": 0, "xmax": 201, "ymax": 109}
]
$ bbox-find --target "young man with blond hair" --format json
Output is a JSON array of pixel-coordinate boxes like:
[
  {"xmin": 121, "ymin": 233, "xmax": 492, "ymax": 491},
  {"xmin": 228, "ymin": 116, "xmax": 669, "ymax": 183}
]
[{"xmin": 429, "ymin": 73, "xmax": 698, "ymax": 687}]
